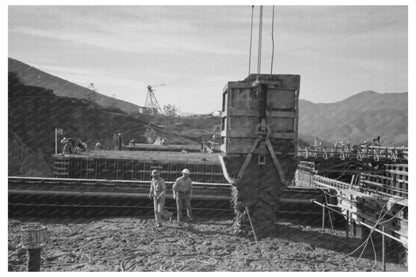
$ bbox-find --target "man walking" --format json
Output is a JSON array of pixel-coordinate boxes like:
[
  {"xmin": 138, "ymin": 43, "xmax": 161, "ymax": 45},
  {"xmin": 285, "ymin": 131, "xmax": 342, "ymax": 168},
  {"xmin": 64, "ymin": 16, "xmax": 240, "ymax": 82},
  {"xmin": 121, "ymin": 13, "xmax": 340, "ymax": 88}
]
[
  {"xmin": 173, "ymin": 168, "xmax": 193, "ymax": 222},
  {"xmin": 148, "ymin": 170, "xmax": 173, "ymax": 227}
]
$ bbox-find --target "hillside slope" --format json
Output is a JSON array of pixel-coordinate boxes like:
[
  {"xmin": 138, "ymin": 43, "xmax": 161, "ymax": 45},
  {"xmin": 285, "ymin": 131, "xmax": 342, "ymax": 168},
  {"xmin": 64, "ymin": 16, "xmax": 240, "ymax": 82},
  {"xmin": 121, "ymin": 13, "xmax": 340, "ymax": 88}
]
[
  {"xmin": 8, "ymin": 72, "xmax": 196, "ymax": 177},
  {"xmin": 8, "ymin": 58, "xmax": 144, "ymax": 114}
]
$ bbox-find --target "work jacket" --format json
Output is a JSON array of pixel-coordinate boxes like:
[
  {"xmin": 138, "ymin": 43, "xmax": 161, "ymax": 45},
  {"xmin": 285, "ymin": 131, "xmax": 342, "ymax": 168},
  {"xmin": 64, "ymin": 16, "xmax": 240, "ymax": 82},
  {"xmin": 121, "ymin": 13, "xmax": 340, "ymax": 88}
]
[
  {"xmin": 150, "ymin": 177, "xmax": 166, "ymax": 199},
  {"xmin": 173, "ymin": 176, "xmax": 192, "ymax": 193}
]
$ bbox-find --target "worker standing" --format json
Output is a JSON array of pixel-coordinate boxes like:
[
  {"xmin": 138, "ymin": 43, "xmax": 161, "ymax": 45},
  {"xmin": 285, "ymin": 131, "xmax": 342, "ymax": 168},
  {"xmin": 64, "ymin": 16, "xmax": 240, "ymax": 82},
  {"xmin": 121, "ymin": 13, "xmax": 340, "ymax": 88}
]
[
  {"xmin": 148, "ymin": 170, "xmax": 173, "ymax": 227},
  {"xmin": 173, "ymin": 168, "xmax": 193, "ymax": 223},
  {"xmin": 61, "ymin": 137, "xmax": 73, "ymax": 155}
]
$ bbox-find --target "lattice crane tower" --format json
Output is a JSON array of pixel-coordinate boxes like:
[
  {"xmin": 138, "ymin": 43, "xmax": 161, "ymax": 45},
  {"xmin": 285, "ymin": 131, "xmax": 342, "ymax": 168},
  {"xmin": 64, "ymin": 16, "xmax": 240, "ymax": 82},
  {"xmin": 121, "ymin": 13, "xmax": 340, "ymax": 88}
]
[{"xmin": 144, "ymin": 84, "xmax": 165, "ymax": 115}]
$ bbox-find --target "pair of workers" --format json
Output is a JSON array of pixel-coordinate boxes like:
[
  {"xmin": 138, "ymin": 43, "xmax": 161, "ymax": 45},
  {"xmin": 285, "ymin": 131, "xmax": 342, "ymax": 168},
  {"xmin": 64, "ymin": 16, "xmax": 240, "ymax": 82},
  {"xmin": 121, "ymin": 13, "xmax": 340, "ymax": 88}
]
[{"xmin": 148, "ymin": 168, "xmax": 193, "ymax": 227}]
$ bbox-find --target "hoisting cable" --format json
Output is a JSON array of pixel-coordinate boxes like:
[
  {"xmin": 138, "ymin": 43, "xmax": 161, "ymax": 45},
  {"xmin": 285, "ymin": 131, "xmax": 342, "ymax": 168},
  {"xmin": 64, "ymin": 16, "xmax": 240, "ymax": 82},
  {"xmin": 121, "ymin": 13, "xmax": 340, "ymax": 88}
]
[
  {"xmin": 257, "ymin": 5, "xmax": 263, "ymax": 75},
  {"xmin": 248, "ymin": 5, "xmax": 254, "ymax": 76},
  {"xmin": 270, "ymin": 6, "xmax": 275, "ymax": 77}
]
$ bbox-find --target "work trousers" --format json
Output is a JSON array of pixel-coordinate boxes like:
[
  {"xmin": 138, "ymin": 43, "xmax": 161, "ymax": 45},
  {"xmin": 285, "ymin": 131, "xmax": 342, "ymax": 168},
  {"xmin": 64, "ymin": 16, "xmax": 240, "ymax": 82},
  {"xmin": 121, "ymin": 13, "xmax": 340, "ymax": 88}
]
[
  {"xmin": 153, "ymin": 196, "xmax": 172, "ymax": 224},
  {"xmin": 175, "ymin": 191, "xmax": 192, "ymax": 222}
]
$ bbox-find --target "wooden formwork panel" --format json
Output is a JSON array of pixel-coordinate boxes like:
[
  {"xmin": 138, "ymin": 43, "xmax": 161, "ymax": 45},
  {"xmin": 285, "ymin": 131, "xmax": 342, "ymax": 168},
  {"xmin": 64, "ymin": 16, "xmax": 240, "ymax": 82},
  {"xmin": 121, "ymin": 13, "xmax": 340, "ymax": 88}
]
[
  {"xmin": 221, "ymin": 74, "xmax": 299, "ymax": 155},
  {"xmin": 53, "ymin": 155, "xmax": 228, "ymax": 183}
]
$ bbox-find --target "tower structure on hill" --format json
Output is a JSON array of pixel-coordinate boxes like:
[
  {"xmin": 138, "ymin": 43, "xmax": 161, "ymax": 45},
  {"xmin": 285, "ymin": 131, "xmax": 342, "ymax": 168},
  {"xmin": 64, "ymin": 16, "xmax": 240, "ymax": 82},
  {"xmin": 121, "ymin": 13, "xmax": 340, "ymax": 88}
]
[{"xmin": 144, "ymin": 84, "xmax": 164, "ymax": 115}]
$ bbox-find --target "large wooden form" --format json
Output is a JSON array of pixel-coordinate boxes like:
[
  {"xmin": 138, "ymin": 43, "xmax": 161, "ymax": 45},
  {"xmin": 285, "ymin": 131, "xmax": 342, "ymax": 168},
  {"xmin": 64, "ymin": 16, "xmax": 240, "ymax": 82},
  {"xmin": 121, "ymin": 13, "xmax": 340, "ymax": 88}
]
[
  {"xmin": 221, "ymin": 74, "xmax": 299, "ymax": 154},
  {"xmin": 220, "ymin": 74, "xmax": 300, "ymax": 236}
]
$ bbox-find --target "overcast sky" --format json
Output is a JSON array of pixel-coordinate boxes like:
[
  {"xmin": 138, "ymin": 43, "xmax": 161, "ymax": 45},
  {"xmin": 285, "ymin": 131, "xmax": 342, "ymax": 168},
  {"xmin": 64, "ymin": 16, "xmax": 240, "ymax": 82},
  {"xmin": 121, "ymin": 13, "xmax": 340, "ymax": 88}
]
[{"xmin": 8, "ymin": 5, "xmax": 408, "ymax": 114}]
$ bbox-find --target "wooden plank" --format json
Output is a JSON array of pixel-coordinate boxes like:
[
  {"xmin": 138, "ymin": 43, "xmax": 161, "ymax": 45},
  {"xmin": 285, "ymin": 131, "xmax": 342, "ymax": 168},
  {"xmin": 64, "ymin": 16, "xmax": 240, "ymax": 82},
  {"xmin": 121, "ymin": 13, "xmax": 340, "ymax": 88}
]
[
  {"xmin": 54, "ymin": 150, "xmax": 222, "ymax": 165},
  {"xmin": 385, "ymin": 169, "xmax": 408, "ymax": 176},
  {"xmin": 225, "ymin": 132, "xmax": 296, "ymax": 139},
  {"xmin": 8, "ymin": 176, "xmax": 231, "ymax": 186},
  {"xmin": 244, "ymin": 74, "xmax": 301, "ymax": 90},
  {"xmin": 227, "ymin": 108, "xmax": 296, "ymax": 118},
  {"xmin": 124, "ymin": 144, "xmax": 201, "ymax": 152},
  {"xmin": 267, "ymin": 89, "xmax": 296, "ymax": 110},
  {"xmin": 227, "ymin": 81, "xmax": 252, "ymax": 89},
  {"xmin": 361, "ymin": 179, "xmax": 408, "ymax": 193},
  {"xmin": 265, "ymin": 139, "xmax": 287, "ymax": 185},
  {"xmin": 294, "ymin": 88, "xmax": 299, "ymax": 145},
  {"xmin": 8, "ymin": 189, "xmax": 231, "ymax": 201}
]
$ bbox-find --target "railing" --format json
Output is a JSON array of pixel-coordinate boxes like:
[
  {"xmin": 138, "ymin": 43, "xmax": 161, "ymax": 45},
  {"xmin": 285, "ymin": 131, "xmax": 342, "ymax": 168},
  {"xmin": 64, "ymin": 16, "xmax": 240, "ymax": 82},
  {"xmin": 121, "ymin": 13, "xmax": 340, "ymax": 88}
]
[
  {"xmin": 312, "ymin": 175, "xmax": 354, "ymax": 191},
  {"xmin": 306, "ymin": 170, "xmax": 408, "ymax": 199},
  {"xmin": 297, "ymin": 145, "xmax": 408, "ymax": 162}
]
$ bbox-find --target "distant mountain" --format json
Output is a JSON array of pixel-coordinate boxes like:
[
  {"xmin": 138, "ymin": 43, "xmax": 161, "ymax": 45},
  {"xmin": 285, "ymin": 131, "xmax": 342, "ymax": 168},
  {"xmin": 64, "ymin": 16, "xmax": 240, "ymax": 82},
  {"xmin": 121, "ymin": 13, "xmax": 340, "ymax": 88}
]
[
  {"xmin": 8, "ymin": 58, "xmax": 144, "ymax": 114},
  {"xmin": 299, "ymin": 91, "xmax": 408, "ymax": 146}
]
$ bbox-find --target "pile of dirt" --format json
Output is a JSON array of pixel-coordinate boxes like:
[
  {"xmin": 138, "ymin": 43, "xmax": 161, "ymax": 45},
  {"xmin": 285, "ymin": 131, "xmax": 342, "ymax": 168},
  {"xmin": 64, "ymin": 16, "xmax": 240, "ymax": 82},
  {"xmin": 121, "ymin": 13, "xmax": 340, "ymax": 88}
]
[{"xmin": 8, "ymin": 217, "xmax": 407, "ymax": 272}]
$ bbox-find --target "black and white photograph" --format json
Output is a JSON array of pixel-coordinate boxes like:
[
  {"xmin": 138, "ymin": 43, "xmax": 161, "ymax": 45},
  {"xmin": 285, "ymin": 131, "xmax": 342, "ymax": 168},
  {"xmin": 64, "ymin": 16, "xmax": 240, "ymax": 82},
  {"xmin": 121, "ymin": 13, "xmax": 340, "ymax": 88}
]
[{"xmin": 5, "ymin": 2, "xmax": 410, "ymax": 273}]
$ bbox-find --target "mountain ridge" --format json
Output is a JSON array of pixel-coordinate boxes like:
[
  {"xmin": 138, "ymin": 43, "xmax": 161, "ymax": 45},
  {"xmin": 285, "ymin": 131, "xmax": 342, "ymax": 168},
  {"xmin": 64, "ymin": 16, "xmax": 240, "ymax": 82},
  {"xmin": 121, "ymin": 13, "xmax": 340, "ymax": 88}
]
[
  {"xmin": 8, "ymin": 57, "xmax": 144, "ymax": 114},
  {"xmin": 9, "ymin": 57, "xmax": 408, "ymax": 147}
]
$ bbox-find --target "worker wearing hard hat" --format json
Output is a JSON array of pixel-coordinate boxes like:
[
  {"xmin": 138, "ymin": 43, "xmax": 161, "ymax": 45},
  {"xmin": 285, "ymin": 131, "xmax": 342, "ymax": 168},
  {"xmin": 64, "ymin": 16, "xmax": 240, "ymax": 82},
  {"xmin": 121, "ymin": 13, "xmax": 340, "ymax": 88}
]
[
  {"xmin": 172, "ymin": 168, "xmax": 193, "ymax": 223},
  {"xmin": 148, "ymin": 170, "xmax": 173, "ymax": 227}
]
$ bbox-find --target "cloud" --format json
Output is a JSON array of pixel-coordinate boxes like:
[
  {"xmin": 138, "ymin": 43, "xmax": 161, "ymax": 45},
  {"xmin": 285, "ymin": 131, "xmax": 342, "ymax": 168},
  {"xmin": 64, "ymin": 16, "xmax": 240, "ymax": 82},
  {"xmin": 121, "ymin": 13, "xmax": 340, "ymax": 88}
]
[
  {"xmin": 9, "ymin": 6, "xmax": 247, "ymax": 57},
  {"xmin": 8, "ymin": 6, "xmax": 407, "ymax": 113}
]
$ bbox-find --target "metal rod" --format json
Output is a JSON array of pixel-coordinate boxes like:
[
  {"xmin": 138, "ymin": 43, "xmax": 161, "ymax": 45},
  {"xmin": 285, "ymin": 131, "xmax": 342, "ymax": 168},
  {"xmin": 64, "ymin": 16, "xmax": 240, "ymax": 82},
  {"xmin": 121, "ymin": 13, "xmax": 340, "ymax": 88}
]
[
  {"xmin": 312, "ymin": 200, "xmax": 405, "ymax": 244},
  {"xmin": 327, "ymin": 207, "xmax": 334, "ymax": 231},
  {"xmin": 257, "ymin": 5, "xmax": 263, "ymax": 75},
  {"xmin": 270, "ymin": 5, "xmax": 275, "ymax": 76},
  {"xmin": 382, "ymin": 225, "xmax": 386, "ymax": 271},
  {"xmin": 321, "ymin": 205, "xmax": 325, "ymax": 231},
  {"xmin": 245, "ymin": 207, "xmax": 262, "ymax": 255},
  {"xmin": 248, "ymin": 5, "xmax": 254, "ymax": 75},
  {"xmin": 346, "ymin": 210, "xmax": 350, "ymax": 238}
]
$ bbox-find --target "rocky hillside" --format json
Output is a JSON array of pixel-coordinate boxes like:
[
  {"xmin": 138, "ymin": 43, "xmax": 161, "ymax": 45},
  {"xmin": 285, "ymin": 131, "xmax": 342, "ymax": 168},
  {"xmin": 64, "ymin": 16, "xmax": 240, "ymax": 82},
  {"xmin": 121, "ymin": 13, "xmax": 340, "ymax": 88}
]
[
  {"xmin": 299, "ymin": 91, "xmax": 408, "ymax": 146},
  {"xmin": 8, "ymin": 72, "xmax": 195, "ymax": 177},
  {"xmin": 8, "ymin": 58, "xmax": 144, "ymax": 114}
]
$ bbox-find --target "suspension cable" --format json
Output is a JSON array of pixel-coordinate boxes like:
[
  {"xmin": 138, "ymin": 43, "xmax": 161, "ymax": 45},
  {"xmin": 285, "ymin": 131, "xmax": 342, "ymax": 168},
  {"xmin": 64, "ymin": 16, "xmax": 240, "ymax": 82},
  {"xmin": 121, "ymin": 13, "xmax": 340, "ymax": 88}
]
[
  {"xmin": 270, "ymin": 6, "xmax": 275, "ymax": 77},
  {"xmin": 257, "ymin": 5, "xmax": 263, "ymax": 75},
  {"xmin": 248, "ymin": 5, "xmax": 254, "ymax": 76}
]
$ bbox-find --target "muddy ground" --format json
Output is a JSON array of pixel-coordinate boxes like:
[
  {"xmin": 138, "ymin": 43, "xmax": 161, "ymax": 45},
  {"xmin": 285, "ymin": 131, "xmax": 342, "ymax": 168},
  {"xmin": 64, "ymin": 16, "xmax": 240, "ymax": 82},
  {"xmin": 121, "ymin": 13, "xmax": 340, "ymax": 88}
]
[{"xmin": 8, "ymin": 216, "xmax": 407, "ymax": 272}]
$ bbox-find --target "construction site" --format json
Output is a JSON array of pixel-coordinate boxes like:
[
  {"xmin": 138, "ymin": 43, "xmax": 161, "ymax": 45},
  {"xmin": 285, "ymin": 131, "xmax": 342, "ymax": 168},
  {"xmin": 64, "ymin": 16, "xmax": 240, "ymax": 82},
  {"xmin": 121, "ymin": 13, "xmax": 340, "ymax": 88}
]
[{"xmin": 8, "ymin": 5, "xmax": 408, "ymax": 273}]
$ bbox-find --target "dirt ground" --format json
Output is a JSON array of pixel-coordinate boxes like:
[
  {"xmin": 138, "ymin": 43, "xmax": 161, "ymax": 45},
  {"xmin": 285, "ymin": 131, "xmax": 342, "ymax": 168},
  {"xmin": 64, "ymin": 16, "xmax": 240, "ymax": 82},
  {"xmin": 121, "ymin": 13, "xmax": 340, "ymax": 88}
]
[{"xmin": 8, "ymin": 216, "xmax": 407, "ymax": 272}]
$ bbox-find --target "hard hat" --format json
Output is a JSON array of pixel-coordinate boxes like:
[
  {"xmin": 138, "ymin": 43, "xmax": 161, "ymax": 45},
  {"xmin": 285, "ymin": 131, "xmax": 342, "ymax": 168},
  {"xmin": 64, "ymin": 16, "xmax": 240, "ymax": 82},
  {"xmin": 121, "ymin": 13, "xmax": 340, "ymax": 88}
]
[
  {"xmin": 151, "ymin": 170, "xmax": 159, "ymax": 176},
  {"xmin": 182, "ymin": 168, "xmax": 191, "ymax": 175}
]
